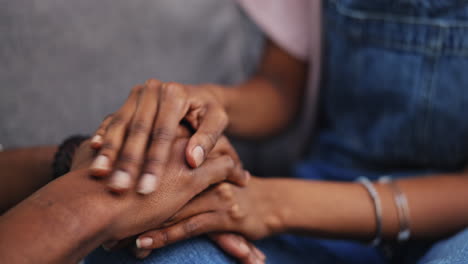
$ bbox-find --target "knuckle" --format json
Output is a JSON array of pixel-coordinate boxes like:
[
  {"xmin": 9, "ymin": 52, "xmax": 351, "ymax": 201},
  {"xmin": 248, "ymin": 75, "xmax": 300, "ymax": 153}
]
[
  {"xmin": 228, "ymin": 204, "xmax": 244, "ymax": 220},
  {"xmin": 183, "ymin": 220, "xmax": 199, "ymax": 236},
  {"xmin": 150, "ymin": 127, "xmax": 174, "ymax": 144},
  {"xmin": 131, "ymin": 85, "xmax": 143, "ymax": 95},
  {"xmin": 218, "ymin": 110, "xmax": 229, "ymax": 127},
  {"xmin": 101, "ymin": 141, "xmax": 116, "ymax": 152},
  {"xmin": 265, "ymin": 215, "xmax": 283, "ymax": 233},
  {"xmin": 99, "ymin": 114, "xmax": 114, "ymax": 128},
  {"xmin": 202, "ymin": 133, "xmax": 218, "ymax": 150},
  {"xmin": 164, "ymin": 83, "xmax": 187, "ymax": 98},
  {"xmin": 158, "ymin": 230, "xmax": 170, "ymax": 247},
  {"xmin": 108, "ymin": 114, "xmax": 126, "ymax": 128},
  {"xmin": 146, "ymin": 78, "xmax": 161, "ymax": 87},
  {"xmin": 118, "ymin": 152, "xmax": 140, "ymax": 166},
  {"xmin": 144, "ymin": 156, "xmax": 164, "ymax": 171},
  {"xmin": 95, "ymin": 128, "xmax": 105, "ymax": 136},
  {"xmin": 129, "ymin": 120, "xmax": 151, "ymax": 135},
  {"xmin": 215, "ymin": 183, "xmax": 234, "ymax": 201}
]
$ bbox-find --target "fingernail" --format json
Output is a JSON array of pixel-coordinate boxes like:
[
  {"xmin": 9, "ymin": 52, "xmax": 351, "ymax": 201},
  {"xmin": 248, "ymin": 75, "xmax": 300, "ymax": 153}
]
[
  {"xmin": 238, "ymin": 241, "xmax": 250, "ymax": 255},
  {"xmin": 91, "ymin": 155, "xmax": 110, "ymax": 171},
  {"xmin": 192, "ymin": 146, "xmax": 204, "ymax": 167},
  {"xmin": 109, "ymin": 170, "xmax": 131, "ymax": 190},
  {"xmin": 91, "ymin": 135, "xmax": 103, "ymax": 146},
  {"xmin": 137, "ymin": 173, "xmax": 158, "ymax": 195},
  {"xmin": 136, "ymin": 237, "xmax": 153, "ymax": 249}
]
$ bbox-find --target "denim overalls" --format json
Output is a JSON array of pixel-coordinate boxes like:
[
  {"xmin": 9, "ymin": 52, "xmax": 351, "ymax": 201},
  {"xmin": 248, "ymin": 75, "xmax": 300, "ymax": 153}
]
[
  {"xmin": 298, "ymin": 0, "xmax": 468, "ymax": 181},
  {"xmin": 87, "ymin": 1, "xmax": 468, "ymax": 263},
  {"xmin": 294, "ymin": 0, "xmax": 468, "ymax": 263}
]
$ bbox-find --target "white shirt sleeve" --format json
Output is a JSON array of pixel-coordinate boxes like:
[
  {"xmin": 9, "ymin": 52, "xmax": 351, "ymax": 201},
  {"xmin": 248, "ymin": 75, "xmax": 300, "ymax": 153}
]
[{"xmin": 237, "ymin": 0, "xmax": 310, "ymax": 60}]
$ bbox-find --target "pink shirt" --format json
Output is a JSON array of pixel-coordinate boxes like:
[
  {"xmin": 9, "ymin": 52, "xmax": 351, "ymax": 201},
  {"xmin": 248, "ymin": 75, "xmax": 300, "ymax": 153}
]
[{"xmin": 237, "ymin": 0, "xmax": 322, "ymax": 152}]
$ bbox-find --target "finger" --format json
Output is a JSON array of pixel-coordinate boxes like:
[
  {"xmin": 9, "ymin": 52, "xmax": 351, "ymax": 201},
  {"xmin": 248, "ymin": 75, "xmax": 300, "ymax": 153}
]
[
  {"xmin": 210, "ymin": 233, "xmax": 264, "ymax": 264},
  {"xmin": 186, "ymin": 105, "xmax": 228, "ymax": 168},
  {"xmin": 194, "ymin": 155, "xmax": 248, "ymax": 190},
  {"xmin": 209, "ymin": 233, "xmax": 256, "ymax": 264},
  {"xmin": 210, "ymin": 136, "xmax": 240, "ymax": 162},
  {"xmin": 208, "ymin": 137, "xmax": 249, "ymax": 187},
  {"xmin": 108, "ymin": 80, "xmax": 160, "ymax": 193},
  {"xmin": 135, "ymin": 212, "xmax": 222, "ymax": 250},
  {"xmin": 90, "ymin": 114, "xmax": 113, "ymax": 149},
  {"xmin": 89, "ymin": 85, "xmax": 142, "ymax": 177},
  {"xmin": 163, "ymin": 183, "xmax": 235, "ymax": 226},
  {"xmin": 137, "ymin": 83, "xmax": 189, "ymax": 195},
  {"xmin": 131, "ymin": 246, "xmax": 153, "ymax": 259},
  {"xmin": 251, "ymin": 245, "xmax": 267, "ymax": 262}
]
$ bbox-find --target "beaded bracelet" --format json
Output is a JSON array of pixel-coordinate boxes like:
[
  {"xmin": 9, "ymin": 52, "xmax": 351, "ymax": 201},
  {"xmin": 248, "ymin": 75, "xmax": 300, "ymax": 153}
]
[
  {"xmin": 52, "ymin": 135, "xmax": 89, "ymax": 179},
  {"xmin": 356, "ymin": 176, "xmax": 382, "ymax": 247}
]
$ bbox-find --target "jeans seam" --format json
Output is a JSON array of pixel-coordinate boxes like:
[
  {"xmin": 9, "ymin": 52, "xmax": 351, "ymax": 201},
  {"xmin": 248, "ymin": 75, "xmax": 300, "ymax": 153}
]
[{"xmin": 420, "ymin": 29, "xmax": 442, "ymax": 162}]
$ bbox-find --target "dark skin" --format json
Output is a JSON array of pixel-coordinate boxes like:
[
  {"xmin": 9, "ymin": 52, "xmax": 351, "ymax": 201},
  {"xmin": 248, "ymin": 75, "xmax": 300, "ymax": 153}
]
[
  {"xmin": 83, "ymin": 41, "xmax": 305, "ymax": 262},
  {"xmin": 89, "ymin": 40, "xmax": 307, "ymax": 195},
  {"xmin": 0, "ymin": 133, "xmax": 256, "ymax": 263},
  {"xmin": 83, "ymin": 37, "xmax": 468, "ymax": 259},
  {"xmin": 0, "ymin": 38, "xmax": 304, "ymax": 264},
  {"xmin": 135, "ymin": 174, "xmax": 468, "ymax": 257},
  {"xmin": 0, "ymin": 146, "xmax": 56, "ymax": 214}
]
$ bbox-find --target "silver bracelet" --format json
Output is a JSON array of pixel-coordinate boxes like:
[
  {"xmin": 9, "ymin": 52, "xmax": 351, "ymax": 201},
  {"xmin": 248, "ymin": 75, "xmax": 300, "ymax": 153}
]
[
  {"xmin": 379, "ymin": 176, "xmax": 411, "ymax": 242},
  {"xmin": 356, "ymin": 176, "xmax": 382, "ymax": 247}
]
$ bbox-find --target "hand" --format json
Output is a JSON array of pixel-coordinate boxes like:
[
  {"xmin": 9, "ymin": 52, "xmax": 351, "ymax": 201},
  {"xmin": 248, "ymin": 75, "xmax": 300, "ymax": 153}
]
[
  {"xmin": 209, "ymin": 233, "xmax": 266, "ymax": 264},
  {"xmin": 70, "ymin": 139, "xmax": 95, "ymax": 171},
  {"xmin": 88, "ymin": 79, "xmax": 231, "ymax": 195},
  {"xmin": 118, "ymin": 233, "xmax": 266, "ymax": 264},
  {"xmin": 69, "ymin": 131, "xmax": 248, "ymax": 242},
  {"xmin": 132, "ymin": 177, "xmax": 283, "ymax": 253},
  {"xmin": 105, "ymin": 137, "xmax": 248, "ymax": 242}
]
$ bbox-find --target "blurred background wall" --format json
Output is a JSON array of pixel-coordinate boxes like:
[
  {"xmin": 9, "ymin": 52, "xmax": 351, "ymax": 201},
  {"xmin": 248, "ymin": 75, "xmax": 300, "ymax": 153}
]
[
  {"xmin": 0, "ymin": 0, "xmax": 263, "ymax": 148},
  {"xmin": 1, "ymin": 0, "xmax": 309, "ymax": 176}
]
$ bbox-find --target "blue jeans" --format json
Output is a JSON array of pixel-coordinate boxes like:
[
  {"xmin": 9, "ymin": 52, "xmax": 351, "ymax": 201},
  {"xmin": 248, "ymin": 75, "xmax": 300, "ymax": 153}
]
[{"xmin": 86, "ymin": 230, "xmax": 468, "ymax": 264}]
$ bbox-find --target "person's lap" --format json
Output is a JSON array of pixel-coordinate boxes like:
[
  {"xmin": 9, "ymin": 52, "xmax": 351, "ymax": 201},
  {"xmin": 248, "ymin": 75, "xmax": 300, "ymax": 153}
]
[
  {"xmin": 417, "ymin": 228, "xmax": 468, "ymax": 264},
  {"xmin": 82, "ymin": 237, "xmax": 339, "ymax": 264},
  {"xmin": 84, "ymin": 235, "xmax": 342, "ymax": 264},
  {"xmin": 85, "ymin": 237, "xmax": 236, "ymax": 264},
  {"xmin": 85, "ymin": 228, "xmax": 468, "ymax": 264}
]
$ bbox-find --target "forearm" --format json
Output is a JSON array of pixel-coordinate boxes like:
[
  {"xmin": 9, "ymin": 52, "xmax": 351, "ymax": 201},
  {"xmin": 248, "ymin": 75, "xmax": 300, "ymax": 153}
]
[
  {"xmin": 221, "ymin": 77, "xmax": 299, "ymax": 137},
  {"xmin": 270, "ymin": 174, "xmax": 468, "ymax": 242},
  {"xmin": 0, "ymin": 169, "xmax": 116, "ymax": 263},
  {"xmin": 212, "ymin": 41, "xmax": 307, "ymax": 138},
  {"xmin": 0, "ymin": 146, "xmax": 57, "ymax": 213}
]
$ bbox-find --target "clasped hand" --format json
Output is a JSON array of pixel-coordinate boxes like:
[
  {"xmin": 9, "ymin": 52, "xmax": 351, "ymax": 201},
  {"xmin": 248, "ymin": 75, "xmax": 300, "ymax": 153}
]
[{"xmin": 72, "ymin": 80, "xmax": 273, "ymax": 263}]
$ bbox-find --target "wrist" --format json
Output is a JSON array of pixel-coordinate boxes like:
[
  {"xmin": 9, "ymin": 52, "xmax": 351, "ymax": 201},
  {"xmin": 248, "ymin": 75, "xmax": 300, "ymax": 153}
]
[
  {"xmin": 202, "ymin": 83, "xmax": 238, "ymax": 114},
  {"xmin": 253, "ymin": 178, "xmax": 291, "ymax": 234},
  {"xmin": 46, "ymin": 170, "xmax": 117, "ymax": 240},
  {"xmin": 0, "ymin": 169, "xmax": 118, "ymax": 262}
]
